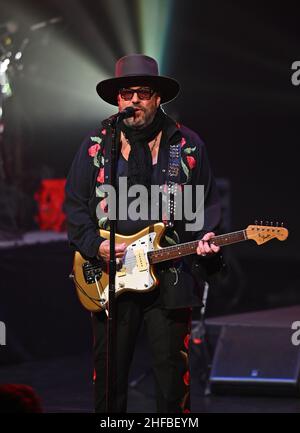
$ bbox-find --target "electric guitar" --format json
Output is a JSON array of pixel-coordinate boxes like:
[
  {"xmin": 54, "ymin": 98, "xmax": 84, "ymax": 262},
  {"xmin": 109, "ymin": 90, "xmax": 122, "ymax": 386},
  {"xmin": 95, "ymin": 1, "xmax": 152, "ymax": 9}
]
[{"xmin": 71, "ymin": 222, "xmax": 288, "ymax": 312}]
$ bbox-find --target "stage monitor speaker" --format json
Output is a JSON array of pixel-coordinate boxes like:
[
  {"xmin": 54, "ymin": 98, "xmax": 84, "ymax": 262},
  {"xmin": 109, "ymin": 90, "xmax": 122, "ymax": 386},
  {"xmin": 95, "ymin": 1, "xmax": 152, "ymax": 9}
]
[{"xmin": 209, "ymin": 324, "xmax": 300, "ymax": 397}]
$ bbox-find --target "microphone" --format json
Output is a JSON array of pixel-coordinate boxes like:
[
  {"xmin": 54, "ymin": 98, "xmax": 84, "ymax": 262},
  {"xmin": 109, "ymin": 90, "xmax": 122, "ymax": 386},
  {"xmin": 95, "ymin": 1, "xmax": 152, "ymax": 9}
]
[
  {"xmin": 110, "ymin": 106, "xmax": 136, "ymax": 122},
  {"xmin": 104, "ymin": 106, "xmax": 136, "ymax": 126}
]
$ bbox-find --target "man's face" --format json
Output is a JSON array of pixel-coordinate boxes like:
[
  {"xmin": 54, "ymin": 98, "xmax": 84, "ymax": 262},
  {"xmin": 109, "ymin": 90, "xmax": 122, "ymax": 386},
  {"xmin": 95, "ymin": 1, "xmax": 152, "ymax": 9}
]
[{"xmin": 117, "ymin": 86, "xmax": 161, "ymax": 129}]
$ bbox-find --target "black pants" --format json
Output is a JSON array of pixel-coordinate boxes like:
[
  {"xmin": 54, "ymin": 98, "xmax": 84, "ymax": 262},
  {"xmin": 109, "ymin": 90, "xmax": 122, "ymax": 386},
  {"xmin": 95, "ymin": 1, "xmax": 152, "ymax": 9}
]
[{"xmin": 92, "ymin": 288, "xmax": 191, "ymax": 413}]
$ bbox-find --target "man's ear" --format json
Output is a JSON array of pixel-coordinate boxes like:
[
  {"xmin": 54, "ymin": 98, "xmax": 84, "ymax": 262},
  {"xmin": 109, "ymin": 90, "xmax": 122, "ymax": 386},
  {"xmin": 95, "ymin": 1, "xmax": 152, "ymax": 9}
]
[{"xmin": 156, "ymin": 94, "xmax": 161, "ymax": 107}]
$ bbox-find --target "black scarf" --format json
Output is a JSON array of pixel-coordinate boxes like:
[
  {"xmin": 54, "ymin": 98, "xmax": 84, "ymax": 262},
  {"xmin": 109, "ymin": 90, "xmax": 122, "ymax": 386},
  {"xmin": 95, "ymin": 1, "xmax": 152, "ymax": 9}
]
[{"xmin": 119, "ymin": 107, "xmax": 166, "ymax": 188}]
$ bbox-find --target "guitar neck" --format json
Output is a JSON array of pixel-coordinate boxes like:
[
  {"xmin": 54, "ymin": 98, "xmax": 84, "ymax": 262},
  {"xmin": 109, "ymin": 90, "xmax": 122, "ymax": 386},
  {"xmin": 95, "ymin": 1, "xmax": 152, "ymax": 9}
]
[{"xmin": 148, "ymin": 230, "xmax": 247, "ymax": 264}]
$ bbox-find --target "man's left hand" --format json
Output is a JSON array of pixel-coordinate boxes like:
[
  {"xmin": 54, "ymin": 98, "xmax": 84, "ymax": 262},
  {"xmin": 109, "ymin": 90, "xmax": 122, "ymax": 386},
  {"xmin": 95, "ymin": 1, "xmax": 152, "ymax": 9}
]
[{"xmin": 197, "ymin": 232, "xmax": 220, "ymax": 257}]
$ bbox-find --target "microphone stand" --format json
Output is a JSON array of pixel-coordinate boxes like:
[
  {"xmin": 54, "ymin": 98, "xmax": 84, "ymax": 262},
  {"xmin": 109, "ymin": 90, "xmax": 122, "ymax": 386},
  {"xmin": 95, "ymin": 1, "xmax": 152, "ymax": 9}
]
[
  {"xmin": 103, "ymin": 107, "xmax": 135, "ymax": 412},
  {"xmin": 105, "ymin": 116, "xmax": 118, "ymax": 413}
]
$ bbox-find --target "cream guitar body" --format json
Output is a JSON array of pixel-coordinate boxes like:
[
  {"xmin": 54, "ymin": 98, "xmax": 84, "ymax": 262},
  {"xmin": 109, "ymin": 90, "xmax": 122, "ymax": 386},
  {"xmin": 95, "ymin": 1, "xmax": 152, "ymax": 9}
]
[{"xmin": 72, "ymin": 223, "xmax": 165, "ymax": 312}]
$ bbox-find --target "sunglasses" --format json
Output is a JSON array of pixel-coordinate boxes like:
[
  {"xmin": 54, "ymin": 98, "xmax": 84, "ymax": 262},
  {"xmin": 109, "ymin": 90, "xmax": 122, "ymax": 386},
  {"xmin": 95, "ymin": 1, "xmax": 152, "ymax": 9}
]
[{"xmin": 119, "ymin": 87, "xmax": 155, "ymax": 101}]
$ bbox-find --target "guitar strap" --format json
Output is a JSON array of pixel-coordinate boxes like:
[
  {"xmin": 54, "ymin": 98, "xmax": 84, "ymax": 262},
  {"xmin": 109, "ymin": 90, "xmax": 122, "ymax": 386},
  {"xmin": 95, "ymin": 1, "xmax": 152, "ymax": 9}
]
[{"xmin": 165, "ymin": 141, "xmax": 181, "ymax": 228}]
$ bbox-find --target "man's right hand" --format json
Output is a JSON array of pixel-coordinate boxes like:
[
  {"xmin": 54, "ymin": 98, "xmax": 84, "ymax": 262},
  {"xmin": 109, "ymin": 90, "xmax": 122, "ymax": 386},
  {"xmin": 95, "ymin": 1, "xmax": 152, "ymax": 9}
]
[{"xmin": 98, "ymin": 240, "xmax": 127, "ymax": 263}]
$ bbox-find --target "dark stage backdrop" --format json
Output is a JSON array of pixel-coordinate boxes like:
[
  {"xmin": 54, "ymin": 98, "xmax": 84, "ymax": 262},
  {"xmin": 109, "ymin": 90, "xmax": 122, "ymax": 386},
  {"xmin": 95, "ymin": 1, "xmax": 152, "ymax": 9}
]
[
  {"xmin": 0, "ymin": 240, "xmax": 93, "ymax": 364},
  {"xmin": 1, "ymin": 0, "xmax": 299, "ymax": 315}
]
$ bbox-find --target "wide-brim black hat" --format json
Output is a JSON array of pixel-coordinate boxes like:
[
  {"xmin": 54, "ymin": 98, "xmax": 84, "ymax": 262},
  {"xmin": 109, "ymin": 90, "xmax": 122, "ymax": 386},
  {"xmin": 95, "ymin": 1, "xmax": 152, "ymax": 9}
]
[{"xmin": 96, "ymin": 54, "xmax": 180, "ymax": 106}]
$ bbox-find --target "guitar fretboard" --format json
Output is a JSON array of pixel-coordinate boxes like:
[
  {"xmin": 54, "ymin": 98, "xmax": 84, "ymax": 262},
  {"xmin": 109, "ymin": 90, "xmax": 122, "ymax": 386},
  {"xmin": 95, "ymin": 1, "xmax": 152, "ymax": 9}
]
[{"xmin": 148, "ymin": 230, "xmax": 247, "ymax": 264}]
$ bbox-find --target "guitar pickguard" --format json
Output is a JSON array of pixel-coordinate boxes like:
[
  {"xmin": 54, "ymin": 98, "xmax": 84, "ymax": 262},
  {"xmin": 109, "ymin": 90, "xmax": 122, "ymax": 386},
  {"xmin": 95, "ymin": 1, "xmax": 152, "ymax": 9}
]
[{"xmin": 101, "ymin": 232, "xmax": 157, "ymax": 302}]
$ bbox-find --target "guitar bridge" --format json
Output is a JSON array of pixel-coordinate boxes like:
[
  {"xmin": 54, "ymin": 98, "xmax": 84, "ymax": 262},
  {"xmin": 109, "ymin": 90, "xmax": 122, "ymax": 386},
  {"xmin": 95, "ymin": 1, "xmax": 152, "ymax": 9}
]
[{"xmin": 82, "ymin": 262, "xmax": 103, "ymax": 284}]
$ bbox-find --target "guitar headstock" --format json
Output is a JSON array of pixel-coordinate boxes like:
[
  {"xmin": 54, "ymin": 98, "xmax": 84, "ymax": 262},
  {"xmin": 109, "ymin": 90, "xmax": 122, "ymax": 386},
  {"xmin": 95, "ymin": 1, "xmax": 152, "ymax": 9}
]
[{"xmin": 246, "ymin": 221, "xmax": 289, "ymax": 245}]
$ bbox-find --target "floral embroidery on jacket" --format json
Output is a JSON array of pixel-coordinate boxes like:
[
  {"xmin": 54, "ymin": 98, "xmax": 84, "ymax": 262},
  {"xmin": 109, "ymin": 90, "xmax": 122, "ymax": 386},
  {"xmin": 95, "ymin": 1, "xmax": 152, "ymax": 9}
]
[
  {"xmin": 88, "ymin": 127, "xmax": 199, "ymax": 223},
  {"xmin": 179, "ymin": 135, "xmax": 197, "ymax": 184},
  {"xmin": 88, "ymin": 129, "xmax": 108, "ymax": 219}
]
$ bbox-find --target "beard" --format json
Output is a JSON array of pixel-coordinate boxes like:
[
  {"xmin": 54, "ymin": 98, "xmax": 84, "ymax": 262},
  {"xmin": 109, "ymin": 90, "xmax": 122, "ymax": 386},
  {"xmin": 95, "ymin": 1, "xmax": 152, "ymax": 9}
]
[{"xmin": 123, "ymin": 106, "xmax": 157, "ymax": 129}]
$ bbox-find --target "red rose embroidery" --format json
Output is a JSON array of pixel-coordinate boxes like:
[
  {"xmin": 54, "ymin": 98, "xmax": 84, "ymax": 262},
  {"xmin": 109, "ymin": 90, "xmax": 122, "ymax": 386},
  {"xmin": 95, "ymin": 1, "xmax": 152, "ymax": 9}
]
[
  {"xmin": 88, "ymin": 143, "xmax": 100, "ymax": 157},
  {"xmin": 101, "ymin": 129, "xmax": 107, "ymax": 135},
  {"xmin": 181, "ymin": 137, "xmax": 186, "ymax": 147},
  {"xmin": 100, "ymin": 198, "xmax": 107, "ymax": 213},
  {"xmin": 184, "ymin": 334, "xmax": 190, "ymax": 350},
  {"xmin": 186, "ymin": 155, "xmax": 196, "ymax": 169},
  {"xmin": 183, "ymin": 370, "xmax": 190, "ymax": 386},
  {"xmin": 97, "ymin": 168, "xmax": 105, "ymax": 183}
]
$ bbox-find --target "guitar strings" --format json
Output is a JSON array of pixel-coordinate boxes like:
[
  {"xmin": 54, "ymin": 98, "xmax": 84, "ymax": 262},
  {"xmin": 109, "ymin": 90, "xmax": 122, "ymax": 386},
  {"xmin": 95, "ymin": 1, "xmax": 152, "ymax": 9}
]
[{"xmin": 100, "ymin": 227, "xmax": 271, "ymax": 267}]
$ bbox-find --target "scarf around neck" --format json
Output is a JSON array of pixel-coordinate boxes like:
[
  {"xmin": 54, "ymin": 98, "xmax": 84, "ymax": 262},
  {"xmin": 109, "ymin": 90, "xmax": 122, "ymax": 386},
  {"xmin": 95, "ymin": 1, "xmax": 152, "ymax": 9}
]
[{"xmin": 119, "ymin": 107, "xmax": 166, "ymax": 188}]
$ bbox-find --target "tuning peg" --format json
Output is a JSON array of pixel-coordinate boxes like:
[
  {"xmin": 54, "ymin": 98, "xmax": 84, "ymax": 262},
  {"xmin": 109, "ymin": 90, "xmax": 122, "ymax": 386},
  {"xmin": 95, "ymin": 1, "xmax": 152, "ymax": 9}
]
[
  {"xmin": 276, "ymin": 221, "xmax": 279, "ymax": 227},
  {"xmin": 270, "ymin": 221, "xmax": 273, "ymax": 226},
  {"xmin": 260, "ymin": 220, "xmax": 263, "ymax": 226},
  {"xmin": 265, "ymin": 220, "xmax": 269, "ymax": 226},
  {"xmin": 281, "ymin": 222, "xmax": 284, "ymax": 227}
]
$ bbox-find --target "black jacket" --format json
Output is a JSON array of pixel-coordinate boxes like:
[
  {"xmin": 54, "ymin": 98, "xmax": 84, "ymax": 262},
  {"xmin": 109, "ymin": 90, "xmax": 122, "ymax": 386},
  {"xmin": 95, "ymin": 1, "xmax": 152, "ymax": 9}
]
[{"xmin": 64, "ymin": 119, "xmax": 222, "ymax": 308}]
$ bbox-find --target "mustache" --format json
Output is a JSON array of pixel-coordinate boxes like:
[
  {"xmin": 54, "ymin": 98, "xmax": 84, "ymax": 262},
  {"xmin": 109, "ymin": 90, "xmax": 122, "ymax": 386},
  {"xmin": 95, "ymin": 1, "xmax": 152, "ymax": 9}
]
[{"xmin": 131, "ymin": 105, "xmax": 145, "ymax": 112}]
